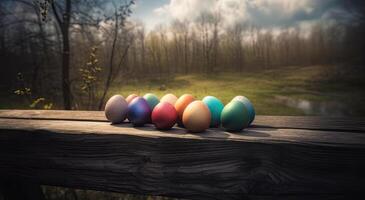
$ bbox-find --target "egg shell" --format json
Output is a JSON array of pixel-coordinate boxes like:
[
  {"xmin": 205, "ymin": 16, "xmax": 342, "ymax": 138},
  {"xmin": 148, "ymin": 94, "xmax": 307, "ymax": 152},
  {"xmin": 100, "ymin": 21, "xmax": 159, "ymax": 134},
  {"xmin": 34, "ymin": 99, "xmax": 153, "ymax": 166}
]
[
  {"xmin": 232, "ymin": 96, "xmax": 255, "ymax": 125},
  {"xmin": 160, "ymin": 93, "xmax": 178, "ymax": 106},
  {"xmin": 104, "ymin": 95, "xmax": 128, "ymax": 124},
  {"xmin": 202, "ymin": 96, "xmax": 224, "ymax": 127},
  {"xmin": 152, "ymin": 102, "xmax": 177, "ymax": 130},
  {"xmin": 182, "ymin": 100, "xmax": 211, "ymax": 132},
  {"xmin": 126, "ymin": 94, "xmax": 138, "ymax": 104},
  {"xmin": 127, "ymin": 97, "xmax": 151, "ymax": 126},
  {"xmin": 221, "ymin": 100, "xmax": 250, "ymax": 132},
  {"xmin": 174, "ymin": 94, "xmax": 195, "ymax": 126},
  {"xmin": 143, "ymin": 93, "xmax": 160, "ymax": 110}
]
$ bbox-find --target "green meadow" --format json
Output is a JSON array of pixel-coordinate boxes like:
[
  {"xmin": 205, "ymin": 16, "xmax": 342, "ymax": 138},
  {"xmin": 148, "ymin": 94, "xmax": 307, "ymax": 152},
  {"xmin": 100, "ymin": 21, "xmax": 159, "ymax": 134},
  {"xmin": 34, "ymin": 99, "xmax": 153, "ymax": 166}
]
[
  {"xmin": 2, "ymin": 65, "xmax": 364, "ymax": 116},
  {"xmin": 109, "ymin": 65, "xmax": 365, "ymax": 116}
]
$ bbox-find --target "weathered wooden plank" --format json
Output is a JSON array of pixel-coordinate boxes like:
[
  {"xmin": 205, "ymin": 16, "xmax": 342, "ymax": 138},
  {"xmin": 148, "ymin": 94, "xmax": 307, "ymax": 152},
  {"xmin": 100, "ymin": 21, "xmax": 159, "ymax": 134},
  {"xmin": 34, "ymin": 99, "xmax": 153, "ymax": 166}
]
[
  {"xmin": 0, "ymin": 118, "xmax": 365, "ymax": 146},
  {"xmin": 0, "ymin": 109, "xmax": 105, "ymax": 122},
  {"xmin": 1, "ymin": 118, "xmax": 365, "ymax": 200},
  {"xmin": 1, "ymin": 109, "xmax": 364, "ymax": 132},
  {"xmin": 255, "ymin": 115, "xmax": 365, "ymax": 132}
]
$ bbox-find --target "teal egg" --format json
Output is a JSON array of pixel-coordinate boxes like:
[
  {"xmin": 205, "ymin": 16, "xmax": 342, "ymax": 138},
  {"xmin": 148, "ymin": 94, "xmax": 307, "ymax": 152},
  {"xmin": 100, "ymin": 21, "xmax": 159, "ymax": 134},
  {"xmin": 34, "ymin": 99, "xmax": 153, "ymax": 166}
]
[
  {"xmin": 232, "ymin": 96, "xmax": 255, "ymax": 125},
  {"xmin": 202, "ymin": 96, "xmax": 224, "ymax": 127},
  {"xmin": 221, "ymin": 100, "xmax": 250, "ymax": 132},
  {"xmin": 143, "ymin": 93, "xmax": 160, "ymax": 110}
]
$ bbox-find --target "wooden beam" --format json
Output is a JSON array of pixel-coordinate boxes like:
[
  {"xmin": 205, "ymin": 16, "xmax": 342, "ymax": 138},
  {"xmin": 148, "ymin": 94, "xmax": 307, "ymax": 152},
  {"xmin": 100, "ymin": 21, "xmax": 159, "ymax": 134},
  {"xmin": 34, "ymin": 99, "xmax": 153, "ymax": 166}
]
[
  {"xmin": 0, "ymin": 111, "xmax": 365, "ymax": 199},
  {"xmin": 1, "ymin": 109, "xmax": 364, "ymax": 132}
]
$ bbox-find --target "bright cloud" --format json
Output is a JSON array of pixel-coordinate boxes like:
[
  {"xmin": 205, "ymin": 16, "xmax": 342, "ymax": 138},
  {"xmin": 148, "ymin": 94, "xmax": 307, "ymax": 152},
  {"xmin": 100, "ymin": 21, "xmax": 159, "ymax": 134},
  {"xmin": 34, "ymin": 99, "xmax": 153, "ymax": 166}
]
[
  {"xmin": 154, "ymin": 0, "xmax": 216, "ymax": 21},
  {"xmin": 154, "ymin": 0, "xmax": 248, "ymax": 27},
  {"xmin": 153, "ymin": 0, "xmax": 344, "ymax": 29}
]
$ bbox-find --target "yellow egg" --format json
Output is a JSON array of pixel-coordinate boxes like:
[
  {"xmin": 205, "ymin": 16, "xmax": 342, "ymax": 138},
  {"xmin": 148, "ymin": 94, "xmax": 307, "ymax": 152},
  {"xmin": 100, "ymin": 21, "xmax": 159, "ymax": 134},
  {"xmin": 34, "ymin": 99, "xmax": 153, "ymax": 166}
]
[
  {"xmin": 182, "ymin": 100, "xmax": 211, "ymax": 132},
  {"xmin": 160, "ymin": 93, "xmax": 178, "ymax": 106}
]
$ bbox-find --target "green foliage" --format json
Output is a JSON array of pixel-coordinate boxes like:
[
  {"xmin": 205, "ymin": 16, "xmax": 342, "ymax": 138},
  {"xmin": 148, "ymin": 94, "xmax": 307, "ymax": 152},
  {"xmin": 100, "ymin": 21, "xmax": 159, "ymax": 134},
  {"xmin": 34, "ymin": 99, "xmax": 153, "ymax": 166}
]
[
  {"xmin": 14, "ymin": 72, "xmax": 53, "ymax": 109},
  {"xmin": 78, "ymin": 47, "xmax": 102, "ymax": 109},
  {"xmin": 14, "ymin": 88, "xmax": 31, "ymax": 96},
  {"xmin": 80, "ymin": 47, "xmax": 101, "ymax": 92},
  {"xmin": 35, "ymin": 0, "xmax": 52, "ymax": 22},
  {"xmin": 30, "ymin": 98, "xmax": 52, "ymax": 109}
]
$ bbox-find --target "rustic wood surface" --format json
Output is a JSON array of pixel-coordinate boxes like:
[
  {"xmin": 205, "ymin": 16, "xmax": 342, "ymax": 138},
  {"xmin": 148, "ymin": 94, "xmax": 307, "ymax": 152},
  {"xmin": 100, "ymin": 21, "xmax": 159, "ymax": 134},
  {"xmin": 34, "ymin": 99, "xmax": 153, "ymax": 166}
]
[
  {"xmin": 0, "ymin": 110, "xmax": 365, "ymax": 200},
  {"xmin": 1, "ymin": 109, "xmax": 364, "ymax": 132}
]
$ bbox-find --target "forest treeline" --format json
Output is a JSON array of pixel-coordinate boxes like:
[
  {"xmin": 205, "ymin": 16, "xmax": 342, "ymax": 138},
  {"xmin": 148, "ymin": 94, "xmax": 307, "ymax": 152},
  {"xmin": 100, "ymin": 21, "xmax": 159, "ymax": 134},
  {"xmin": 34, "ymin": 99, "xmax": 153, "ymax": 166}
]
[{"xmin": 0, "ymin": 0, "xmax": 364, "ymax": 109}]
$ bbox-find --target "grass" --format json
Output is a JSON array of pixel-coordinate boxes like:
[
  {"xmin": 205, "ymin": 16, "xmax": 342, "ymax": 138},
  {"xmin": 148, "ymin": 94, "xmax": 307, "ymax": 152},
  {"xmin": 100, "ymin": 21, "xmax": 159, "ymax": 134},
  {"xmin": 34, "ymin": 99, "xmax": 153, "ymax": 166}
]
[
  {"xmin": 109, "ymin": 65, "xmax": 365, "ymax": 116},
  {"xmin": 2, "ymin": 65, "xmax": 365, "ymax": 116}
]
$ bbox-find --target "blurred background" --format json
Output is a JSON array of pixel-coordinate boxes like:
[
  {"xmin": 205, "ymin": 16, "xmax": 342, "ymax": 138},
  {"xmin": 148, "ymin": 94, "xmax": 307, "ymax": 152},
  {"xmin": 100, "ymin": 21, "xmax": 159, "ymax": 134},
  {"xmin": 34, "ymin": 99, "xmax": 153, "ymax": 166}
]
[
  {"xmin": 1, "ymin": 0, "xmax": 365, "ymax": 116},
  {"xmin": 0, "ymin": 0, "xmax": 364, "ymax": 199}
]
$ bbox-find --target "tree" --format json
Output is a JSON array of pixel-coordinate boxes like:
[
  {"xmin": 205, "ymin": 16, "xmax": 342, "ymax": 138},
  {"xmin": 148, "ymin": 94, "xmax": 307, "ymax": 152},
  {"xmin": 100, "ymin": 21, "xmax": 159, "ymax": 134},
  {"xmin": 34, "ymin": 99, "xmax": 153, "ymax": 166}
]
[
  {"xmin": 48, "ymin": 0, "xmax": 72, "ymax": 109},
  {"xmin": 226, "ymin": 23, "xmax": 245, "ymax": 73},
  {"xmin": 98, "ymin": 0, "xmax": 135, "ymax": 110}
]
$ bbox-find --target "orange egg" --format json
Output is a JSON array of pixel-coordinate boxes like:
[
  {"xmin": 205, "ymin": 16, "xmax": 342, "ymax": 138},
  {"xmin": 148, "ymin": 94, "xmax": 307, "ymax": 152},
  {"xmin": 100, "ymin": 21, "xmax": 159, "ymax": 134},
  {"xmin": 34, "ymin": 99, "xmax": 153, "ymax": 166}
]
[
  {"xmin": 126, "ymin": 94, "xmax": 138, "ymax": 104},
  {"xmin": 175, "ymin": 94, "xmax": 195, "ymax": 125},
  {"xmin": 182, "ymin": 100, "xmax": 211, "ymax": 132},
  {"xmin": 160, "ymin": 93, "xmax": 178, "ymax": 106}
]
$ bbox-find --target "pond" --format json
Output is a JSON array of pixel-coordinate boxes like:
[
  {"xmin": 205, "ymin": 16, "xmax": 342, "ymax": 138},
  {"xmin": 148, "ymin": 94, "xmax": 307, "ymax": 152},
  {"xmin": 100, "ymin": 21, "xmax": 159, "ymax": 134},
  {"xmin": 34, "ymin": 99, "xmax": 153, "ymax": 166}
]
[{"xmin": 274, "ymin": 95, "xmax": 352, "ymax": 116}]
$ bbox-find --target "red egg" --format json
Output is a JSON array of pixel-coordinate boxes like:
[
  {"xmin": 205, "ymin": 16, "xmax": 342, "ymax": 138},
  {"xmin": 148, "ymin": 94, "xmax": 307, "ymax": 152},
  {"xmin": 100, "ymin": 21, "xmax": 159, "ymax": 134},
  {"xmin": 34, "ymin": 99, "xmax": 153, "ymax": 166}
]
[
  {"xmin": 126, "ymin": 94, "xmax": 138, "ymax": 104},
  {"xmin": 152, "ymin": 102, "xmax": 177, "ymax": 130}
]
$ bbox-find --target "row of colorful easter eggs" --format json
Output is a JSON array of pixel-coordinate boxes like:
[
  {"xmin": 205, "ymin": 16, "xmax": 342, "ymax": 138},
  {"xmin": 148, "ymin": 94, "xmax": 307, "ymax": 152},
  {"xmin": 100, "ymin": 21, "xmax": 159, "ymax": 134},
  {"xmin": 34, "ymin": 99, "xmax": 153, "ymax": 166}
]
[{"xmin": 105, "ymin": 93, "xmax": 255, "ymax": 132}]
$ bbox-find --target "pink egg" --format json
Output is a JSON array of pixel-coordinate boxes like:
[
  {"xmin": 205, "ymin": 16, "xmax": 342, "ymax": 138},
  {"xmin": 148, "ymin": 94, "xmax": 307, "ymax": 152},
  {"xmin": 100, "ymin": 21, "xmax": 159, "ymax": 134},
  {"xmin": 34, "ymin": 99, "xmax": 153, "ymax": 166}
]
[
  {"xmin": 126, "ymin": 94, "xmax": 138, "ymax": 104},
  {"xmin": 160, "ymin": 93, "xmax": 178, "ymax": 106}
]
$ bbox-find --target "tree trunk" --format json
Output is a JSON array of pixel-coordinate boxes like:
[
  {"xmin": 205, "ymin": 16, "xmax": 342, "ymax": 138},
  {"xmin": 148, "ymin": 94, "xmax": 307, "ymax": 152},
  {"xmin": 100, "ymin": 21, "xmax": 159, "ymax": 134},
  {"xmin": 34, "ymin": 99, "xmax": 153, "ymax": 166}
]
[
  {"xmin": 61, "ymin": 0, "xmax": 72, "ymax": 110},
  {"xmin": 98, "ymin": 15, "xmax": 118, "ymax": 111}
]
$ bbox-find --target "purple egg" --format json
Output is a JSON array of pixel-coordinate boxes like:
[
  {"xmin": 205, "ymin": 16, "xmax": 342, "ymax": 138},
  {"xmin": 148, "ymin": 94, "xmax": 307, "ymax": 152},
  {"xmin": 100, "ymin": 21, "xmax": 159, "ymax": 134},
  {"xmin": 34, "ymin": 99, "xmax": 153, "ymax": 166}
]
[{"xmin": 127, "ymin": 97, "xmax": 151, "ymax": 126}]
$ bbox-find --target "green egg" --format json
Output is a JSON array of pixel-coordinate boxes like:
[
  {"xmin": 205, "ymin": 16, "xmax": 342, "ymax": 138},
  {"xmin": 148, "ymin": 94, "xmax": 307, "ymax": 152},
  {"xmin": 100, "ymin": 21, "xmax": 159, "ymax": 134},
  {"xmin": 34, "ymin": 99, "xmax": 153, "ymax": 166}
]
[
  {"xmin": 202, "ymin": 96, "xmax": 224, "ymax": 127},
  {"xmin": 143, "ymin": 93, "xmax": 160, "ymax": 110},
  {"xmin": 221, "ymin": 100, "xmax": 250, "ymax": 132},
  {"xmin": 232, "ymin": 96, "xmax": 256, "ymax": 125}
]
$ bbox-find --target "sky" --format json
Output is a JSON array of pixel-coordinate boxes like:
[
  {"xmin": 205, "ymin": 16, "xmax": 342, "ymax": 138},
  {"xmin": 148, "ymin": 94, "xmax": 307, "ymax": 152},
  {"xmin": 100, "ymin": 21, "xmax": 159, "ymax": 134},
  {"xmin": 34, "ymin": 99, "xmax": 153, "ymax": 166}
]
[{"xmin": 130, "ymin": 0, "xmax": 352, "ymax": 31}]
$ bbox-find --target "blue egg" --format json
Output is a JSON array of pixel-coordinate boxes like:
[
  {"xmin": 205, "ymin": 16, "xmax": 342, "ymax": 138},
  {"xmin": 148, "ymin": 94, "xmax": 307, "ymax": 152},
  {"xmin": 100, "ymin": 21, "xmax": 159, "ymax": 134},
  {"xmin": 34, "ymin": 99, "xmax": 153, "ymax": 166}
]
[
  {"xmin": 202, "ymin": 96, "xmax": 224, "ymax": 127},
  {"xmin": 127, "ymin": 97, "xmax": 151, "ymax": 126},
  {"xmin": 232, "ymin": 96, "xmax": 255, "ymax": 125}
]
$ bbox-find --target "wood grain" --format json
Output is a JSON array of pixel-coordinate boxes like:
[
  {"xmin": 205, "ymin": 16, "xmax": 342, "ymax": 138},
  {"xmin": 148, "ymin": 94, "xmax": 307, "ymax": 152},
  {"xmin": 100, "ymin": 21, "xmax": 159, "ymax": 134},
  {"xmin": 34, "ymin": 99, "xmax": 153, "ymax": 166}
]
[
  {"xmin": 1, "ymin": 116, "xmax": 365, "ymax": 199},
  {"xmin": 0, "ymin": 118, "xmax": 364, "ymax": 147},
  {"xmin": 1, "ymin": 110, "xmax": 365, "ymax": 132}
]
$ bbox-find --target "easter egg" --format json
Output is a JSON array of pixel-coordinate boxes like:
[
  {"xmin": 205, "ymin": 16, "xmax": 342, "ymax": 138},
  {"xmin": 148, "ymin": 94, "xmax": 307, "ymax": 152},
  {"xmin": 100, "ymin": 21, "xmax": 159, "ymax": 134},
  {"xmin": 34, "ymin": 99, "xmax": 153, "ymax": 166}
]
[
  {"xmin": 160, "ymin": 93, "xmax": 178, "ymax": 106},
  {"xmin": 202, "ymin": 96, "xmax": 224, "ymax": 127},
  {"xmin": 143, "ymin": 93, "xmax": 160, "ymax": 110},
  {"xmin": 174, "ymin": 94, "xmax": 195, "ymax": 126},
  {"xmin": 151, "ymin": 102, "xmax": 177, "ymax": 130},
  {"xmin": 221, "ymin": 100, "xmax": 250, "ymax": 132},
  {"xmin": 232, "ymin": 96, "xmax": 255, "ymax": 125},
  {"xmin": 127, "ymin": 97, "xmax": 151, "ymax": 126},
  {"xmin": 126, "ymin": 94, "xmax": 138, "ymax": 104},
  {"xmin": 182, "ymin": 101, "xmax": 211, "ymax": 132},
  {"xmin": 104, "ymin": 95, "xmax": 128, "ymax": 124}
]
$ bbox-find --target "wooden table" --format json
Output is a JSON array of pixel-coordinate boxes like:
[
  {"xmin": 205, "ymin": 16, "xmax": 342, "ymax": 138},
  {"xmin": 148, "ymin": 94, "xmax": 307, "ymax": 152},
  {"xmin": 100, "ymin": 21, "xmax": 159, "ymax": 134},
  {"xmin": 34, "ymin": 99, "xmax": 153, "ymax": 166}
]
[{"xmin": 0, "ymin": 110, "xmax": 365, "ymax": 200}]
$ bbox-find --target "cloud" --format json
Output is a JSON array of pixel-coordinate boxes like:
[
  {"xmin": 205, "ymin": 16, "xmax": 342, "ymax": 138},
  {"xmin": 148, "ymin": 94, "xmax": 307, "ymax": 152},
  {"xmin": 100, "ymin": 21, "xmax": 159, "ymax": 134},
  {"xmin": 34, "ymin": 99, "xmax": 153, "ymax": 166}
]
[
  {"xmin": 249, "ymin": 0, "xmax": 316, "ymax": 16},
  {"xmin": 153, "ymin": 0, "xmax": 345, "ymax": 29},
  {"xmin": 154, "ymin": 0, "xmax": 216, "ymax": 21},
  {"xmin": 154, "ymin": 0, "xmax": 248, "ymax": 27}
]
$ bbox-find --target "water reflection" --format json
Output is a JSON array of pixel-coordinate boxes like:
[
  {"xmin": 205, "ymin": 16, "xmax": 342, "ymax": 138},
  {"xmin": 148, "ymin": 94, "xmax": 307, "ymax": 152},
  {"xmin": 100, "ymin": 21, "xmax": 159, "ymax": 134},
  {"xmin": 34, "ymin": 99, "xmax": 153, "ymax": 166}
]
[{"xmin": 275, "ymin": 96, "xmax": 350, "ymax": 116}]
